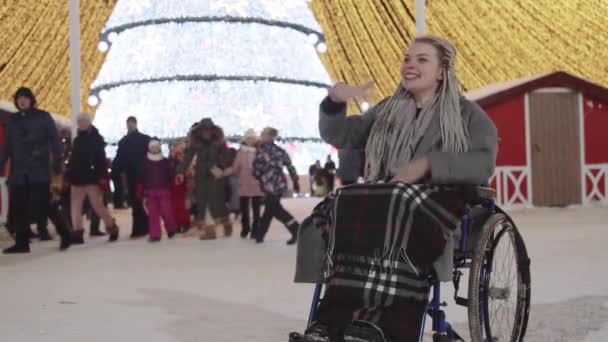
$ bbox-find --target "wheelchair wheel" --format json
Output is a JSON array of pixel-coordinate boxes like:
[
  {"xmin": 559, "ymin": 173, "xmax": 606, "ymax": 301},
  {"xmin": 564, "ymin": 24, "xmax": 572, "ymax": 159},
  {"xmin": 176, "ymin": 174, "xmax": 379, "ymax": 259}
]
[{"xmin": 468, "ymin": 213, "xmax": 531, "ymax": 342}]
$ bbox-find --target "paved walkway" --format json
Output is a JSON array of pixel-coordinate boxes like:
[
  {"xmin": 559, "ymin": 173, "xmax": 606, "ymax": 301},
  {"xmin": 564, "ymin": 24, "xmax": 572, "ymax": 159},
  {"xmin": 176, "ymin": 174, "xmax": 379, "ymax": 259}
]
[{"xmin": 1, "ymin": 200, "xmax": 607, "ymax": 341}]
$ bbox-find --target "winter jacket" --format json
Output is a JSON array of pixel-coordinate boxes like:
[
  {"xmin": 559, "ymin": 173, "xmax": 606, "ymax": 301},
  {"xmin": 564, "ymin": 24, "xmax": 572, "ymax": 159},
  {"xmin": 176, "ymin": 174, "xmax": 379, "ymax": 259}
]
[
  {"xmin": 318, "ymin": 95, "xmax": 498, "ymax": 283},
  {"xmin": 0, "ymin": 109, "xmax": 61, "ymax": 185},
  {"xmin": 66, "ymin": 126, "xmax": 108, "ymax": 185},
  {"xmin": 324, "ymin": 160, "xmax": 336, "ymax": 173},
  {"xmin": 319, "ymin": 96, "xmax": 498, "ymax": 184},
  {"xmin": 253, "ymin": 142, "xmax": 299, "ymax": 196},
  {"xmin": 177, "ymin": 139, "xmax": 231, "ymax": 180},
  {"xmin": 223, "ymin": 146, "xmax": 264, "ymax": 197},
  {"xmin": 140, "ymin": 158, "xmax": 173, "ymax": 191},
  {"xmin": 112, "ymin": 129, "xmax": 151, "ymax": 175}
]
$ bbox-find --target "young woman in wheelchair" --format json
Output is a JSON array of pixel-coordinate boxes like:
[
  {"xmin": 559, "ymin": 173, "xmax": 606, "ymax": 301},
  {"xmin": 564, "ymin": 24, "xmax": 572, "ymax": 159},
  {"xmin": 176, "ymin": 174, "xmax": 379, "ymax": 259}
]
[{"xmin": 301, "ymin": 36, "xmax": 498, "ymax": 342}]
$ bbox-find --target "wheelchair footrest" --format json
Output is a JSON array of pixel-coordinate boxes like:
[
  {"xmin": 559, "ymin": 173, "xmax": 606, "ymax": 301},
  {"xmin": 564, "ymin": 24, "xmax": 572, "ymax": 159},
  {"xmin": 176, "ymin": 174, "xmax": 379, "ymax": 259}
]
[
  {"xmin": 344, "ymin": 321, "xmax": 387, "ymax": 342},
  {"xmin": 433, "ymin": 334, "xmax": 451, "ymax": 342},
  {"xmin": 288, "ymin": 332, "xmax": 327, "ymax": 342},
  {"xmin": 289, "ymin": 321, "xmax": 387, "ymax": 342},
  {"xmin": 455, "ymin": 296, "xmax": 468, "ymax": 307}
]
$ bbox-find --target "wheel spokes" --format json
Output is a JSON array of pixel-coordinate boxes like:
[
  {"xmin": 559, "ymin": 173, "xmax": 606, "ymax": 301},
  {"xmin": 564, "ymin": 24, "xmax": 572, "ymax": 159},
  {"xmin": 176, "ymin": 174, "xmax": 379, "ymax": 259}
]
[{"xmin": 486, "ymin": 224, "xmax": 519, "ymax": 341}]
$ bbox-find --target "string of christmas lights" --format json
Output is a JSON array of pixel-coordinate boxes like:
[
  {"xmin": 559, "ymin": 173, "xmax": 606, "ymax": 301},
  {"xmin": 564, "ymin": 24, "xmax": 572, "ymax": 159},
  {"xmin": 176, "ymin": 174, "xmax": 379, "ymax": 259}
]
[{"xmin": 309, "ymin": 0, "xmax": 608, "ymax": 112}]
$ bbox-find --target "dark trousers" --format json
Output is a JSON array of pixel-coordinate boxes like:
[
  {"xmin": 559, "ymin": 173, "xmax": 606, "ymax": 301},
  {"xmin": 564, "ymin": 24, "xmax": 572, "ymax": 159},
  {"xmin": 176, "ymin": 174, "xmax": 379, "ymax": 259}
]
[
  {"xmin": 47, "ymin": 200, "xmax": 72, "ymax": 241},
  {"xmin": 327, "ymin": 175, "xmax": 335, "ymax": 192},
  {"xmin": 6, "ymin": 191, "xmax": 16, "ymax": 235},
  {"xmin": 10, "ymin": 180, "xmax": 50, "ymax": 247},
  {"xmin": 59, "ymin": 191, "xmax": 72, "ymax": 230},
  {"xmin": 194, "ymin": 179, "xmax": 229, "ymax": 222},
  {"xmin": 126, "ymin": 170, "xmax": 148, "ymax": 236},
  {"xmin": 32, "ymin": 186, "xmax": 52, "ymax": 237},
  {"xmin": 111, "ymin": 170, "xmax": 126, "ymax": 208},
  {"xmin": 240, "ymin": 196, "xmax": 261, "ymax": 236},
  {"xmin": 35, "ymin": 211, "xmax": 52, "ymax": 238},
  {"xmin": 258, "ymin": 195, "xmax": 297, "ymax": 241}
]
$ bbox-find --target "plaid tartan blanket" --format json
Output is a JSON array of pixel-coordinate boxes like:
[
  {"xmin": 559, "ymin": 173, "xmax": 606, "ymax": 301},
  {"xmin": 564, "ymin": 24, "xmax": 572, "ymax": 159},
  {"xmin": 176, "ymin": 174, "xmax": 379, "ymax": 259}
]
[{"xmin": 314, "ymin": 183, "xmax": 466, "ymax": 341}]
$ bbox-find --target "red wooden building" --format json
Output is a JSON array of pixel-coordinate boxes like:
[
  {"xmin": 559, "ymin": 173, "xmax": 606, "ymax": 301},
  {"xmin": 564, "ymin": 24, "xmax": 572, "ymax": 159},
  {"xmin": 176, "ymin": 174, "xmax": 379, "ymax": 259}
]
[{"xmin": 466, "ymin": 71, "xmax": 608, "ymax": 207}]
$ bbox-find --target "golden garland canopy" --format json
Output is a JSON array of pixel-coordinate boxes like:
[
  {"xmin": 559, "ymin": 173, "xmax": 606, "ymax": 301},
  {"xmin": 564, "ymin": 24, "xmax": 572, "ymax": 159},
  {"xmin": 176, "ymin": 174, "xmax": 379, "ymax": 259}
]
[
  {"xmin": 310, "ymin": 0, "xmax": 608, "ymax": 107},
  {"xmin": 0, "ymin": 0, "xmax": 115, "ymax": 116},
  {"xmin": 0, "ymin": 0, "xmax": 606, "ymax": 117}
]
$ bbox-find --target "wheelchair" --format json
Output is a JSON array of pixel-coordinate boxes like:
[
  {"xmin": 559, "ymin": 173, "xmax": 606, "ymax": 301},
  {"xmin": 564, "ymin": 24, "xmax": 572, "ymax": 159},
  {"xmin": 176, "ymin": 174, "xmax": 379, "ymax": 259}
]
[{"xmin": 299, "ymin": 186, "xmax": 531, "ymax": 342}]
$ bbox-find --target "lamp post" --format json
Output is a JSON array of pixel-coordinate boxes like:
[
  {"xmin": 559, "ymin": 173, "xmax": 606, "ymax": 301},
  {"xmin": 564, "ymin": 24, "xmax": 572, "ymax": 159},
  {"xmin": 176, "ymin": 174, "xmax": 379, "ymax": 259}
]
[
  {"xmin": 415, "ymin": 0, "xmax": 426, "ymax": 36},
  {"xmin": 69, "ymin": 0, "xmax": 81, "ymax": 136}
]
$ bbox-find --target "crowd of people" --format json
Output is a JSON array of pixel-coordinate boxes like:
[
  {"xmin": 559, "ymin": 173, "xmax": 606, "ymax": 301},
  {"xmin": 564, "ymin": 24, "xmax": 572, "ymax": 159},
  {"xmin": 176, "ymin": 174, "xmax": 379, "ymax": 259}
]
[
  {"xmin": 1, "ymin": 31, "xmax": 505, "ymax": 341},
  {"xmin": 308, "ymin": 150, "xmax": 363, "ymax": 196},
  {"xmin": 0, "ymin": 87, "xmax": 313, "ymax": 254}
]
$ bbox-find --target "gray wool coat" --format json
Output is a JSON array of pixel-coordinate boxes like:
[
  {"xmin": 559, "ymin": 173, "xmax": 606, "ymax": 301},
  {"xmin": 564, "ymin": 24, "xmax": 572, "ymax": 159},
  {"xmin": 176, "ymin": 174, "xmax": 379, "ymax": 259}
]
[
  {"xmin": 294, "ymin": 96, "xmax": 498, "ymax": 283},
  {"xmin": 319, "ymin": 96, "xmax": 498, "ymax": 184}
]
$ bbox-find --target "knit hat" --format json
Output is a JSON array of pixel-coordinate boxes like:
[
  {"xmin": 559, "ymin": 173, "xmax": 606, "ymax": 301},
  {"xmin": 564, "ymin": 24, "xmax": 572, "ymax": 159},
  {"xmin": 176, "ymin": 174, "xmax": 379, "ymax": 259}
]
[
  {"xmin": 261, "ymin": 127, "xmax": 279, "ymax": 140},
  {"xmin": 189, "ymin": 118, "xmax": 215, "ymax": 135},
  {"xmin": 241, "ymin": 128, "xmax": 258, "ymax": 143},
  {"xmin": 198, "ymin": 118, "xmax": 215, "ymax": 129},
  {"xmin": 147, "ymin": 139, "xmax": 163, "ymax": 161},
  {"xmin": 148, "ymin": 139, "xmax": 161, "ymax": 149},
  {"xmin": 13, "ymin": 87, "xmax": 37, "ymax": 109},
  {"xmin": 76, "ymin": 112, "xmax": 92, "ymax": 123}
]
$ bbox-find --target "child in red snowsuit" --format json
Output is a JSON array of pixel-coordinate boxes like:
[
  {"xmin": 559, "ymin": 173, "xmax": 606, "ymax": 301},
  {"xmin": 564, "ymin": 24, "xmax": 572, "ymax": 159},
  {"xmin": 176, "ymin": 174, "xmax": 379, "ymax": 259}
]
[{"xmin": 170, "ymin": 140, "xmax": 191, "ymax": 232}]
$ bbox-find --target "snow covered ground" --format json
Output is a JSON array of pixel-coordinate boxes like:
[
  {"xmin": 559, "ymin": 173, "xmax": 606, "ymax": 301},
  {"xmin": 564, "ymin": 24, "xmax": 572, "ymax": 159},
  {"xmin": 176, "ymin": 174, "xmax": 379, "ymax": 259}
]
[{"xmin": 1, "ymin": 199, "xmax": 607, "ymax": 341}]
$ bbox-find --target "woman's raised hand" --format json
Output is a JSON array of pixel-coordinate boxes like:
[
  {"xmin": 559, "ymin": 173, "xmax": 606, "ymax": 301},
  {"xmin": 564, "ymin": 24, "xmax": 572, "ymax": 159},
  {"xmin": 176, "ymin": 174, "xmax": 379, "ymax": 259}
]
[{"xmin": 329, "ymin": 81, "xmax": 374, "ymax": 103}]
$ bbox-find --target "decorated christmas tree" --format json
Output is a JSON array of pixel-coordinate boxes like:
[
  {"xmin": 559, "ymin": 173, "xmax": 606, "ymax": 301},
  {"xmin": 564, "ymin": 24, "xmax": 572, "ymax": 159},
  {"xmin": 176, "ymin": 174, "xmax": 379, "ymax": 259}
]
[{"xmin": 89, "ymin": 0, "xmax": 335, "ymax": 170}]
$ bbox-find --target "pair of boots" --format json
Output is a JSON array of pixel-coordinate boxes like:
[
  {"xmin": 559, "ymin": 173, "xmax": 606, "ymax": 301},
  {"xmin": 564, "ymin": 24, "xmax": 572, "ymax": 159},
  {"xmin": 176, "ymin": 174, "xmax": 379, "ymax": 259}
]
[
  {"xmin": 2, "ymin": 243, "xmax": 31, "ymax": 254},
  {"xmin": 196, "ymin": 219, "xmax": 233, "ymax": 240},
  {"xmin": 148, "ymin": 231, "xmax": 175, "ymax": 243},
  {"xmin": 255, "ymin": 222, "xmax": 299, "ymax": 245},
  {"xmin": 73, "ymin": 229, "xmax": 108, "ymax": 239},
  {"xmin": 240, "ymin": 227, "xmax": 256, "ymax": 239},
  {"xmin": 286, "ymin": 222, "xmax": 299, "ymax": 245},
  {"xmin": 36, "ymin": 227, "xmax": 53, "ymax": 241},
  {"xmin": 71, "ymin": 221, "xmax": 120, "ymax": 244},
  {"xmin": 2, "ymin": 229, "xmax": 70, "ymax": 254}
]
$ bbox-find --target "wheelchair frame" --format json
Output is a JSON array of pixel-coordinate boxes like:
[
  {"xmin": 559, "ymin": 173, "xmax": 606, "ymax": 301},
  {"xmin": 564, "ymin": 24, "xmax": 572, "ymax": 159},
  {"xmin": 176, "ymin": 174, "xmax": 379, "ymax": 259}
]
[
  {"xmin": 419, "ymin": 200, "xmax": 497, "ymax": 341},
  {"xmin": 305, "ymin": 190, "xmax": 531, "ymax": 342}
]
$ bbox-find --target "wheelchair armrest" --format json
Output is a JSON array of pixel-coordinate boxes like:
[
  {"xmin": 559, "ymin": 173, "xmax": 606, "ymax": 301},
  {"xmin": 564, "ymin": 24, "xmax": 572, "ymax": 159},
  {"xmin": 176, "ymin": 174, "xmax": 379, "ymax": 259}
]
[{"xmin": 462, "ymin": 186, "xmax": 496, "ymax": 205}]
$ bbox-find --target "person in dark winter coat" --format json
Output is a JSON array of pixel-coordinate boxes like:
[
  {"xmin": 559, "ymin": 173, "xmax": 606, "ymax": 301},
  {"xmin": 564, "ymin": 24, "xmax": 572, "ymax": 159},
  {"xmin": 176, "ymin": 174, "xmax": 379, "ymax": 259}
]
[
  {"xmin": 308, "ymin": 160, "xmax": 322, "ymax": 195},
  {"xmin": 137, "ymin": 138, "xmax": 177, "ymax": 242},
  {"xmin": 214, "ymin": 129, "xmax": 264, "ymax": 239},
  {"xmin": 56, "ymin": 130, "xmax": 107, "ymax": 241},
  {"xmin": 0, "ymin": 87, "xmax": 63, "ymax": 254},
  {"xmin": 110, "ymin": 166, "xmax": 127, "ymax": 209},
  {"xmin": 176, "ymin": 118, "xmax": 233, "ymax": 240},
  {"xmin": 112, "ymin": 116, "xmax": 150, "ymax": 238},
  {"xmin": 324, "ymin": 155, "xmax": 337, "ymax": 192},
  {"xmin": 252, "ymin": 127, "xmax": 300, "ymax": 245},
  {"xmin": 66, "ymin": 113, "xmax": 119, "ymax": 243}
]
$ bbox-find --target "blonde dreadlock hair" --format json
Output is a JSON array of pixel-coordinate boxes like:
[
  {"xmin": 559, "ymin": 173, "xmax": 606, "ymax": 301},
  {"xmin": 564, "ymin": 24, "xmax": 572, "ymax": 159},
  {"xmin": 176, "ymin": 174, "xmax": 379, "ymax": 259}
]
[{"xmin": 364, "ymin": 35, "xmax": 469, "ymax": 181}]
